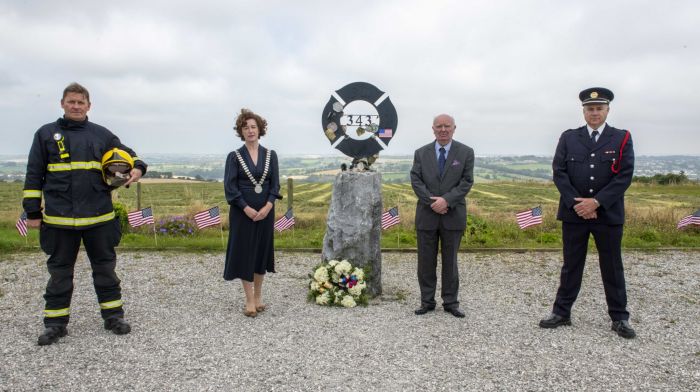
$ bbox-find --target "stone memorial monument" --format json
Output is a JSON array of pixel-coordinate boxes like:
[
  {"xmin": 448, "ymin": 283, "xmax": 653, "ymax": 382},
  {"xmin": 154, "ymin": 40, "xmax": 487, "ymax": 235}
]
[{"xmin": 320, "ymin": 82, "xmax": 398, "ymax": 296}]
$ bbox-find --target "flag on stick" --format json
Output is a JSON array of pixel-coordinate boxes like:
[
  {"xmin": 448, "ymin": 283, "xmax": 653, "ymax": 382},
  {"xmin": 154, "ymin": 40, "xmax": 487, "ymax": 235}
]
[
  {"xmin": 516, "ymin": 206, "xmax": 543, "ymax": 229},
  {"xmin": 194, "ymin": 206, "xmax": 221, "ymax": 229},
  {"xmin": 274, "ymin": 208, "xmax": 295, "ymax": 232},
  {"xmin": 381, "ymin": 206, "xmax": 401, "ymax": 230},
  {"xmin": 677, "ymin": 209, "xmax": 700, "ymax": 229},
  {"xmin": 127, "ymin": 207, "xmax": 155, "ymax": 228},
  {"xmin": 16, "ymin": 212, "xmax": 28, "ymax": 237}
]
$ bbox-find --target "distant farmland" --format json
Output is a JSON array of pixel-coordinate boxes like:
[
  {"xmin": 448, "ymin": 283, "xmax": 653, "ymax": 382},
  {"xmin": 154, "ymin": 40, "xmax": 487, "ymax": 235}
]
[{"xmin": 1, "ymin": 180, "xmax": 698, "ymax": 251}]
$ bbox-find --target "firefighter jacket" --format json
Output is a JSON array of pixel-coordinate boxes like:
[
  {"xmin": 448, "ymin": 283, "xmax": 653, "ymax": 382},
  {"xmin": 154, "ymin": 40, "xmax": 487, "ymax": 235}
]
[
  {"xmin": 553, "ymin": 124, "xmax": 634, "ymax": 225},
  {"xmin": 22, "ymin": 117, "xmax": 147, "ymax": 229}
]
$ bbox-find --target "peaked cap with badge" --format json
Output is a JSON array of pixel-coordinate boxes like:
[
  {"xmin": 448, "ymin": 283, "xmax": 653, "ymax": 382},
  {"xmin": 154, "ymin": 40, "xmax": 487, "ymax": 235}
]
[{"xmin": 579, "ymin": 87, "xmax": 614, "ymax": 105}]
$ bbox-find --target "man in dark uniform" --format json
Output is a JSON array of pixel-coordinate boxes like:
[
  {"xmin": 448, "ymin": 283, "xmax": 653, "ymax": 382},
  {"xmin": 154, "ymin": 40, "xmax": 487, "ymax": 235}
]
[
  {"xmin": 539, "ymin": 87, "xmax": 636, "ymax": 338},
  {"xmin": 23, "ymin": 82, "xmax": 147, "ymax": 345}
]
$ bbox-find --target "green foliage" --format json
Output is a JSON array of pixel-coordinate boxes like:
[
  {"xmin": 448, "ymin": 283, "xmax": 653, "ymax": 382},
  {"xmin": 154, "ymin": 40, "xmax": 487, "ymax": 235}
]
[
  {"xmin": 156, "ymin": 216, "xmax": 195, "ymax": 236},
  {"xmin": 112, "ymin": 202, "xmax": 130, "ymax": 233},
  {"xmin": 1, "ymin": 180, "xmax": 700, "ymax": 251},
  {"xmin": 639, "ymin": 229, "xmax": 660, "ymax": 243},
  {"xmin": 633, "ymin": 171, "xmax": 690, "ymax": 185},
  {"xmin": 538, "ymin": 232, "xmax": 560, "ymax": 244}
]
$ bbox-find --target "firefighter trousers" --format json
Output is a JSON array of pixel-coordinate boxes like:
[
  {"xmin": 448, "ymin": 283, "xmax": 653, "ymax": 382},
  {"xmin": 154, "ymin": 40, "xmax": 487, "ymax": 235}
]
[{"xmin": 39, "ymin": 219, "xmax": 124, "ymax": 327}]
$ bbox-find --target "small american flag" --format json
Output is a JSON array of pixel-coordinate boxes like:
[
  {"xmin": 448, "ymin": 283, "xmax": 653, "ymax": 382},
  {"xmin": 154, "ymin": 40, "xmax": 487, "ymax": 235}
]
[
  {"xmin": 516, "ymin": 206, "xmax": 543, "ymax": 229},
  {"xmin": 194, "ymin": 206, "xmax": 221, "ymax": 229},
  {"xmin": 127, "ymin": 207, "xmax": 155, "ymax": 228},
  {"xmin": 16, "ymin": 212, "xmax": 28, "ymax": 237},
  {"xmin": 274, "ymin": 208, "xmax": 295, "ymax": 232},
  {"xmin": 677, "ymin": 209, "xmax": 700, "ymax": 229},
  {"xmin": 377, "ymin": 128, "xmax": 393, "ymax": 138},
  {"xmin": 381, "ymin": 206, "xmax": 400, "ymax": 230}
]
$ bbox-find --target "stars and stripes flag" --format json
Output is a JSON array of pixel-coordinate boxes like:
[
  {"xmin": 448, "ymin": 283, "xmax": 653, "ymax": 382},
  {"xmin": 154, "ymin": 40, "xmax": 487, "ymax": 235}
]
[
  {"xmin": 274, "ymin": 208, "xmax": 295, "ymax": 232},
  {"xmin": 16, "ymin": 212, "xmax": 28, "ymax": 237},
  {"xmin": 381, "ymin": 206, "xmax": 400, "ymax": 230},
  {"xmin": 194, "ymin": 206, "xmax": 221, "ymax": 229},
  {"xmin": 516, "ymin": 206, "xmax": 543, "ymax": 229},
  {"xmin": 377, "ymin": 128, "xmax": 393, "ymax": 138},
  {"xmin": 677, "ymin": 209, "xmax": 700, "ymax": 229},
  {"xmin": 127, "ymin": 207, "xmax": 155, "ymax": 228}
]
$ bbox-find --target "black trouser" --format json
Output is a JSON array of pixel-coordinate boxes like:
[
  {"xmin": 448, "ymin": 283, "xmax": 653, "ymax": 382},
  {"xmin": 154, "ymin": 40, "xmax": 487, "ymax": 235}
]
[
  {"xmin": 417, "ymin": 228, "xmax": 463, "ymax": 309},
  {"xmin": 553, "ymin": 222, "xmax": 629, "ymax": 321},
  {"xmin": 40, "ymin": 220, "xmax": 124, "ymax": 327}
]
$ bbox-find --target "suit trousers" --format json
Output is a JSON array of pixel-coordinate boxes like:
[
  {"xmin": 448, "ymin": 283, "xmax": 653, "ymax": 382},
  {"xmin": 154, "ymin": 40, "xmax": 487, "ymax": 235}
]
[
  {"xmin": 417, "ymin": 228, "xmax": 463, "ymax": 309},
  {"xmin": 40, "ymin": 221, "xmax": 124, "ymax": 327},
  {"xmin": 553, "ymin": 222, "xmax": 629, "ymax": 321}
]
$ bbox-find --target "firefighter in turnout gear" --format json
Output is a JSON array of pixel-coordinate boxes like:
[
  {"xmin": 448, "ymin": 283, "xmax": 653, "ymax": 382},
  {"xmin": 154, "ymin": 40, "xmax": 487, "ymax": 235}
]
[{"xmin": 22, "ymin": 83, "xmax": 147, "ymax": 346}]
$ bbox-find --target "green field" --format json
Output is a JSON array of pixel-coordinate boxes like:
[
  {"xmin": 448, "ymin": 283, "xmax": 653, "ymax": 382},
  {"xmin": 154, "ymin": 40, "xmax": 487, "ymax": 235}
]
[{"xmin": 1, "ymin": 180, "xmax": 699, "ymax": 252}]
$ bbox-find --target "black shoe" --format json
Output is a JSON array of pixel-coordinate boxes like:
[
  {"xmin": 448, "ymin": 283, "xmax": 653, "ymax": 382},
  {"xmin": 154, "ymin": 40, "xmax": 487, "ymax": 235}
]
[
  {"xmin": 539, "ymin": 313, "xmax": 571, "ymax": 329},
  {"xmin": 104, "ymin": 317, "xmax": 131, "ymax": 335},
  {"xmin": 444, "ymin": 308, "xmax": 466, "ymax": 318},
  {"xmin": 414, "ymin": 306, "xmax": 435, "ymax": 315},
  {"xmin": 611, "ymin": 320, "xmax": 636, "ymax": 339},
  {"xmin": 37, "ymin": 326, "xmax": 67, "ymax": 346}
]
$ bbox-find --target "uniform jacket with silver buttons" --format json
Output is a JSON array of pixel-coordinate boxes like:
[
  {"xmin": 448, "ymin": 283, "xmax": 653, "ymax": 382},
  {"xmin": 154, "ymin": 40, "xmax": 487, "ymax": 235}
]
[
  {"xmin": 22, "ymin": 117, "xmax": 147, "ymax": 229},
  {"xmin": 553, "ymin": 124, "xmax": 634, "ymax": 224}
]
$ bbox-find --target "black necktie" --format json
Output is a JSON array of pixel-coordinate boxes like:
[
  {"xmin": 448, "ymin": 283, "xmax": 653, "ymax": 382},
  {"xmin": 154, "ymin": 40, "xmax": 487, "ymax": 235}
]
[
  {"xmin": 591, "ymin": 130, "xmax": 599, "ymax": 143},
  {"xmin": 438, "ymin": 147, "xmax": 446, "ymax": 175}
]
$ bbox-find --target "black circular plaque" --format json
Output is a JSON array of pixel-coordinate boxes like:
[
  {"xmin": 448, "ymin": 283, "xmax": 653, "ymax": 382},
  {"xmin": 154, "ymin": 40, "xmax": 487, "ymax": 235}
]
[{"xmin": 321, "ymin": 82, "xmax": 398, "ymax": 158}]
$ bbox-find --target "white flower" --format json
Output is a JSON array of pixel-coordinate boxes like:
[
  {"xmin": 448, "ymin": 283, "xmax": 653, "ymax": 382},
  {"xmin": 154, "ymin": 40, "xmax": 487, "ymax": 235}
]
[
  {"xmin": 316, "ymin": 291, "xmax": 330, "ymax": 305},
  {"xmin": 330, "ymin": 272, "xmax": 340, "ymax": 283},
  {"xmin": 341, "ymin": 295, "xmax": 357, "ymax": 308},
  {"xmin": 335, "ymin": 260, "xmax": 352, "ymax": 275},
  {"xmin": 352, "ymin": 268, "xmax": 365, "ymax": 281},
  {"xmin": 310, "ymin": 281, "xmax": 320, "ymax": 291},
  {"xmin": 348, "ymin": 284, "xmax": 363, "ymax": 297},
  {"xmin": 328, "ymin": 259, "xmax": 339, "ymax": 267},
  {"xmin": 313, "ymin": 266, "xmax": 329, "ymax": 283}
]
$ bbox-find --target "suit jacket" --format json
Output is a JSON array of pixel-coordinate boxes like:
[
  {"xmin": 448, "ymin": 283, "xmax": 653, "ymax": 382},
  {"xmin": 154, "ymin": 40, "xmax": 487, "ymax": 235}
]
[
  {"xmin": 553, "ymin": 124, "xmax": 634, "ymax": 225},
  {"xmin": 411, "ymin": 140, "xmax": 475, "ymax": 230}
]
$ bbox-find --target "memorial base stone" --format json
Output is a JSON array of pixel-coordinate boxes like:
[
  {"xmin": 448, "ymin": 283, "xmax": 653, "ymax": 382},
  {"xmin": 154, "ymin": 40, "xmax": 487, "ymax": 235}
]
[{"xmin": 322, "ymin": 171, "xmax": 382, "ymax": 296}]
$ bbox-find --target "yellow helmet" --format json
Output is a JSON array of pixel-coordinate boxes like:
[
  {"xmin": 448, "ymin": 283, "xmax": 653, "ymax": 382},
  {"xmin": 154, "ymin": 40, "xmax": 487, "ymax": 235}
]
[{"xmin": 101, "ymin": 148, "xmax": 134, "ymax": 187}]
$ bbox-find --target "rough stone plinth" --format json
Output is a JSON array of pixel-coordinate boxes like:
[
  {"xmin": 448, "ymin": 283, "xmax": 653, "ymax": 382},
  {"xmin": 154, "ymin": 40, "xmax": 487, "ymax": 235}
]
[{"xmin": 322, "ymin": 171, "xmax": 382, "ymax": 296}]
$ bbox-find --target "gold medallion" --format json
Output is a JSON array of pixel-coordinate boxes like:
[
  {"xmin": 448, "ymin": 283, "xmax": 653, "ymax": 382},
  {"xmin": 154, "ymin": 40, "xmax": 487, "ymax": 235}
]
[{"xmin": 590, "ymin": 91, "xmax": 599, "ymax": 98}]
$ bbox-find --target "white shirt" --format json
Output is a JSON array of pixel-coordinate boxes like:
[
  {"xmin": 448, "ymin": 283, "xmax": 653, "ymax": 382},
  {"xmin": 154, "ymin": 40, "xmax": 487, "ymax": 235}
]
[{"xmin": 587, "ymin": 123, "xmax": 606, "ymax": 142}]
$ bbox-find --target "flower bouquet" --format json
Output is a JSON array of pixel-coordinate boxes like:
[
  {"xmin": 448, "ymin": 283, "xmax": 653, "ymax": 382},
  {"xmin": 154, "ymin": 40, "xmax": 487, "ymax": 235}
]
[{"xmin": 308, "ymin": 259, "xmax": 368, "ymax": 307}]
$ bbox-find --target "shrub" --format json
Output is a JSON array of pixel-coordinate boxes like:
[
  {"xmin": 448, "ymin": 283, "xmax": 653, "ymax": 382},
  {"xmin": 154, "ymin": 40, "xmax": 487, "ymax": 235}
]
[
  {"xmin": 538, "ymin": 232, "xmax": 560, "ymax": 244},
  {"xmin": 639, "ymin": 229, "xmax": 659, "ymax": 243},
  {"xmin": 156, "ymin": 216, "xmax": 195, "ymax": 236},
  {"xmin": 113, "ymin": 202, "xmax": 130, "ymax": 233}
]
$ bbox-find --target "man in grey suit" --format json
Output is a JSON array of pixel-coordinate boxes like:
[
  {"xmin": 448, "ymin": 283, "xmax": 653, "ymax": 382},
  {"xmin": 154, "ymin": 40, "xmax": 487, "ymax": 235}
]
[{"xmin": 410, "ymin": 114, "xmax": 475, "ymax": 318}]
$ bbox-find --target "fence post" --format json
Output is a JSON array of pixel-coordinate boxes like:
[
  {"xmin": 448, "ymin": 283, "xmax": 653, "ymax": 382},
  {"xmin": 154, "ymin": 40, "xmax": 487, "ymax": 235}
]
[
  {"xmin": 287, "ymin": 178, "xmax": 293, "ymax": 211},
  {"xmin": 137, "ymin": 182, "xmax": 142, "ymax": 210}
]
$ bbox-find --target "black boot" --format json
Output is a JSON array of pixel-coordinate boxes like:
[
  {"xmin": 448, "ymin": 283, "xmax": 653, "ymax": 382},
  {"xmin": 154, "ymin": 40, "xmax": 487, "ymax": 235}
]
[
  {"xmin": 37, "ymin": 326, "xmax": 68, "ymax": 346},
  {"xmin": 104, "ymin": 317, "xmax": 131, "ymax": 335}
]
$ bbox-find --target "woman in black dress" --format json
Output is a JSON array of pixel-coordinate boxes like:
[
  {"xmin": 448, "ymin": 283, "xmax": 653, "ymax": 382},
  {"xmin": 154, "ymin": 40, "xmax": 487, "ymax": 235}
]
[{"xmin": 224, "ymin": 108, "xmax": 281, "ymax": 317}]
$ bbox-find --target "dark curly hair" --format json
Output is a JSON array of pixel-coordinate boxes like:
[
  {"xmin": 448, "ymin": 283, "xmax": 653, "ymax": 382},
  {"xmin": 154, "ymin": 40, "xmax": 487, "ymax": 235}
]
[{"xmin": 234, "ymin": 108, "xmax": 268, "ymax": 141}]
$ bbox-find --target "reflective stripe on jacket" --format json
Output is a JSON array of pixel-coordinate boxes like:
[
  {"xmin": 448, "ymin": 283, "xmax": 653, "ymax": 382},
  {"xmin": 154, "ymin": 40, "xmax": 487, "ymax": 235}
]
[{"xmin": 22, "ymin": 117, "xmax": 147, "ymax": 229}]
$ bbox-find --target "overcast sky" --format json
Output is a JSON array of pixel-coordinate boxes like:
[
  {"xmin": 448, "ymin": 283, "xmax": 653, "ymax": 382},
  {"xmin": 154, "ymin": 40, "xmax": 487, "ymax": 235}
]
[{"xmin": 1, "ymin": 0, "xmax": 698, "ymax": 158}]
